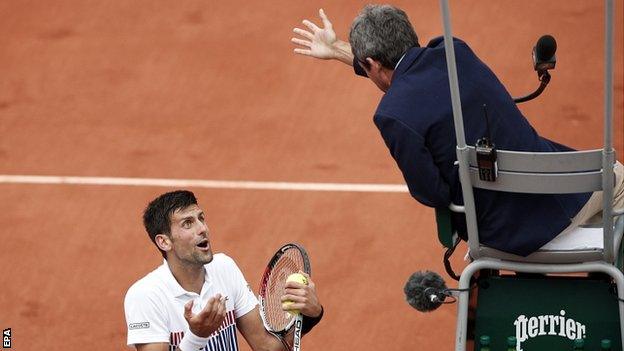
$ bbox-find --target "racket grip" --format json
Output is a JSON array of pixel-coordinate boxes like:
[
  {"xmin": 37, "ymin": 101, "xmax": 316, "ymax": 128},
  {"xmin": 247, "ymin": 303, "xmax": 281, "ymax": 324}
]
[{"xmin": 292, "ymin": 314, "xmax": 303, "ymax": 351}]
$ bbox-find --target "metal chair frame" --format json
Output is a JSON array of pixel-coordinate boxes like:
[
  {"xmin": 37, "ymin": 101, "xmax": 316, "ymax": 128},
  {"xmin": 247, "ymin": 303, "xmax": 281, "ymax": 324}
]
[{"xmin": 437, "ymin": 1, "xmax": 623, "ymax": 350}]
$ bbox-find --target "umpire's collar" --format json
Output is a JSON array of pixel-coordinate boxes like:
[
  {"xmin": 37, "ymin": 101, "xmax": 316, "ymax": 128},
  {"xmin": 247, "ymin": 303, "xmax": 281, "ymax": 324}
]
[{"xmin": 392, "ymin": 36, "xmax": 450, "ymax": 80}]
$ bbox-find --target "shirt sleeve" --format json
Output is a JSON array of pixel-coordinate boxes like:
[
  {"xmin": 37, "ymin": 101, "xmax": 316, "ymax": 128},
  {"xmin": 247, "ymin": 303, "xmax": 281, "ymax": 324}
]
[
  {"xmin": 224, "ymin": 256, "xmax": 258, "ymax": 319},
  {"xmin": 374, "ymin": 114, "xmax": 451, "ymax": 207},
  {"xmin": 124, "ymin": 285, "xmax": 170, "ymax": 346}
]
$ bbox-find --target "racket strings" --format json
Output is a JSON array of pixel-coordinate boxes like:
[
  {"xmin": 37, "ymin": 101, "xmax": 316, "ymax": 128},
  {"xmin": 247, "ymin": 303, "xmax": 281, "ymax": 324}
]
[{"xmin": 263, "ymin": 248, "xmax": 305, "ymax": 331}]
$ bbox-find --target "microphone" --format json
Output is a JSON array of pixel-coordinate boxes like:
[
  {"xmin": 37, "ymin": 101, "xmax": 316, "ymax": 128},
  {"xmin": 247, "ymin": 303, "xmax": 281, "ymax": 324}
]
[
  {"xmin": 532, "ymin": 35, "xmax": 557, "ymax": 73},
  {"xmin": 404, "ymin": 271, "xmax": 448, "ymax": 312},
  {"xmin": 514, "ymin": 35, "xmax": 557, "ymax": 103}
]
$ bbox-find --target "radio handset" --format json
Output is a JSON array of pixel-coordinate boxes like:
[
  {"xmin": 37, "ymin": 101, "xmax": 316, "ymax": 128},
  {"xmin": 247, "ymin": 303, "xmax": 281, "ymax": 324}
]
[{"xmin": 475, "ymin": 104, "xmax": 497, "ymax": 182}]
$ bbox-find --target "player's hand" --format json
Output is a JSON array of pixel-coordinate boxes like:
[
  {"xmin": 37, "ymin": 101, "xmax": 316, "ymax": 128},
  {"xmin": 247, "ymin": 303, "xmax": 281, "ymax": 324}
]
[
  {"xmin": 280, "ymin": 272, "xmax": 322, "ymax": 318},
  {"xmin": 183, "ymin": 294, "xmax": 227, "ymax": 337},
  {"xmin": 291, "ymin": 9, "xmax": 340, "ymax": 60}
]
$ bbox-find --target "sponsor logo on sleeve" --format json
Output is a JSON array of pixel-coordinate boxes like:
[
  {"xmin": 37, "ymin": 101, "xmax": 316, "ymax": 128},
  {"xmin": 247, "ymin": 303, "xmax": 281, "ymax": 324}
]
[{"xmin": 129, "ymin": 322, "xmax": 151, "ymax": 330}]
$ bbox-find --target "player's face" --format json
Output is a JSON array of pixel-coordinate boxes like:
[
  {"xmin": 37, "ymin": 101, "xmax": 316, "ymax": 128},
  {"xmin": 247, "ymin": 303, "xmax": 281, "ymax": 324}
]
[{"xmin": 167, "ymin": 204, "xmax": 213, "ymax": 266}]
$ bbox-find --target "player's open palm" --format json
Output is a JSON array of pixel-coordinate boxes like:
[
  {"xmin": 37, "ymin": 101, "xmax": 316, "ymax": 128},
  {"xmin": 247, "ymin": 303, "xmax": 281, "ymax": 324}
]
[
  {"xmin": 292, "ymin": 9, "xmax": 338, "ymax": 60},
  {"xmin": 183, "ymin": 294, "xmax": 226, "ymax": 338}
]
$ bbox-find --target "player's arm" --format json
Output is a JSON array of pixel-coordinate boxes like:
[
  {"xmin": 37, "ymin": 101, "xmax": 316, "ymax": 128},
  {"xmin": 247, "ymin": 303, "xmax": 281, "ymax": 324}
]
[
  {"xmin": 237, "ymin": 274, "xmax": 323, "ymax": 350},
  {"xmin": 292, "ymin": 9, "xmax": 353, "ymax": 66},
  {"xmin": 236, "ymin": 306, "xmax": 288, "ymax": 351}
]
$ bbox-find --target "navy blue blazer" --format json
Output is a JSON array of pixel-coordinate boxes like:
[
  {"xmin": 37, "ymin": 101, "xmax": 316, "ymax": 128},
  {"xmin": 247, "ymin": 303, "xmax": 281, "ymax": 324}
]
[{"xmin": 355, "ymin": 37, "xmax": 591, "ymax": 256}]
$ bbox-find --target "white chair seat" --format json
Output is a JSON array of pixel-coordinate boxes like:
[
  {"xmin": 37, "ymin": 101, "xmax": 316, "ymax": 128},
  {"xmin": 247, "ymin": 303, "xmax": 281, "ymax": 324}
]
[
  {"xmin": 467, "ymin": 227, "xmax": 608, "ymax": 263},
  {"xmin": 471, "ymin": 220, "xmax": 624, "ymax": 264},
  {"xmin": 540, "ymin": 226, "xmax": 603, "ymax": 251}
]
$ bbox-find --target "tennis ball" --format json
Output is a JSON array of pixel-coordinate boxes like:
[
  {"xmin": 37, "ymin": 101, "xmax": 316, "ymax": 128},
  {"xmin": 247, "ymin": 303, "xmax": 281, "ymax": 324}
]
[
  {"xmin": 287, "ymin": 272, "xmax": 308, "ymax": 285},
  {"xmin": 283, "ymin": 273, "xmax": 308, "ymax": 316}
]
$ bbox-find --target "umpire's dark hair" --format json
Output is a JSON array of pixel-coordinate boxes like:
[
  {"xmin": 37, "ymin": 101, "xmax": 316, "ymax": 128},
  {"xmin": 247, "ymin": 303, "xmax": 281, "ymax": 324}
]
[
  {"xmin": 143, "ymin": 190, "xmax": 198, "ymax": 258},
  {"xmin": 349, "ymin": 4, "xmax": 419, "ymax": 70}
]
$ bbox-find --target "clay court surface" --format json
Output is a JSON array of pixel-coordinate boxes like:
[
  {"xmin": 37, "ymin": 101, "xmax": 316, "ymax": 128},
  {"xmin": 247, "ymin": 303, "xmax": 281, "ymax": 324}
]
[{"xmin": 0, "ymin": 1, "xmax": 622, "ymax": 350}]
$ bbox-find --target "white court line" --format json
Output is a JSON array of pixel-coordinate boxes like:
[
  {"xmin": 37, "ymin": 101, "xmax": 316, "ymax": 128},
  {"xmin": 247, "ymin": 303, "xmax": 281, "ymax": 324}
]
[{"xmin": 0, "ymin": 174, "xmax": 409, "ymax": 193}]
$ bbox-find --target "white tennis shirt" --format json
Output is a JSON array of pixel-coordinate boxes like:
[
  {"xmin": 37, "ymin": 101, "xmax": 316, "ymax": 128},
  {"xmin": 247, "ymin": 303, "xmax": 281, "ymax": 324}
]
[{"xmin": 124, "ymin": 253, "xmax": 258, "ymax": 350}]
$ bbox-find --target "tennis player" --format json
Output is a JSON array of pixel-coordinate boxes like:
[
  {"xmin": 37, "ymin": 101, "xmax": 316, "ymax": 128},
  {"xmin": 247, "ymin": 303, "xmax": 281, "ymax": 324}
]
[{"xmin": 124, "ymin": 190, "xmax": 323, "ymax": 351}]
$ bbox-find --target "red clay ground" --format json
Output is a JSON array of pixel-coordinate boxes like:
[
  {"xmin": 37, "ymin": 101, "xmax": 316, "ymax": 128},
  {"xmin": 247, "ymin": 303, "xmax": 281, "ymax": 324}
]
[{"xmin": 0, "ymin": 1, "xmax": 622, "ymax": 350}]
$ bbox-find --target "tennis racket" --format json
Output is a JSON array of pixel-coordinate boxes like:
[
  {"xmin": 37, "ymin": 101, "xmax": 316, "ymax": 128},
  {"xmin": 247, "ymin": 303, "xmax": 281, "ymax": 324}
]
[{"xmin": 258, "ymin": 243, "xmax": 311, "ymax": 351}]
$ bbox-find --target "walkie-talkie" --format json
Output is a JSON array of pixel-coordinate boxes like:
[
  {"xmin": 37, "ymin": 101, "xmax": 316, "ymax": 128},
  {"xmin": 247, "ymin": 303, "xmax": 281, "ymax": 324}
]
[{"xmin": 476, "ymin": 104, "xmax": 497, "ymax": 182}]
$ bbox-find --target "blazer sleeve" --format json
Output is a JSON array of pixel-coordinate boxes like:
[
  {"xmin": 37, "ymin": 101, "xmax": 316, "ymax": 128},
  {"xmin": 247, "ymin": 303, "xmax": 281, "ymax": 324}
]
[{"xmin": 374, "ymin": 114, "xmax": 451, "ymax": 207}]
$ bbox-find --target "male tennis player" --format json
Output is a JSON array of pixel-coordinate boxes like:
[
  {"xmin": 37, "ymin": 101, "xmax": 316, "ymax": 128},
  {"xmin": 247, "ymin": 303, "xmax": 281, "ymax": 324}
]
[{"xmin": 124, "ymin": 190, "xmax": 323, "ymax": 351}]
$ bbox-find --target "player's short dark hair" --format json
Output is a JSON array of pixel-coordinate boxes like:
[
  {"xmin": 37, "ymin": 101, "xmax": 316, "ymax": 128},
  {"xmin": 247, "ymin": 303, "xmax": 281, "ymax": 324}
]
[
  {"xmin": 349, "ymin": 4, "xmax": 419, "ymax": 70},
  {"xmin": 143, "ymin": 190, "xmax": 198, "ymax": 258}
]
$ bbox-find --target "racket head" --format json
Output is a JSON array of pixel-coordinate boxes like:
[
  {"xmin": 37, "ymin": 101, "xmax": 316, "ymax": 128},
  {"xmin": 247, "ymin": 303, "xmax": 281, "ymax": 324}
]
[{"xmin": 258, "ymin": 243, "xmax": 311, "ymax": 334}]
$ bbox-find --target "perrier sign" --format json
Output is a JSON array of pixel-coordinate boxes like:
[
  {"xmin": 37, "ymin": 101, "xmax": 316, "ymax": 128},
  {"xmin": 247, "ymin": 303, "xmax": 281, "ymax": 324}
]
[
  {"xmin": 474, "ymin": 275, "xmax": 621, "ymax": 350},
  {"xmin": 513, "ymin": 310, "xmax": 586, "ymax": 349}
]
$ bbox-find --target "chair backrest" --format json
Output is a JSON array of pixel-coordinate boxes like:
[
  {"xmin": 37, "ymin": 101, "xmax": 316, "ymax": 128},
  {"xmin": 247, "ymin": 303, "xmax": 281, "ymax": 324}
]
[
  {"xmin": 440, "ymin": 0, "xmax": 617, "ymax": 263},
  {"xmin": 460, "ymin": 146, "xmax": 618, "ymax": 262},
  {"xmin": 467, "ymin": 148, "xmax": 604, "ymax": 194}
]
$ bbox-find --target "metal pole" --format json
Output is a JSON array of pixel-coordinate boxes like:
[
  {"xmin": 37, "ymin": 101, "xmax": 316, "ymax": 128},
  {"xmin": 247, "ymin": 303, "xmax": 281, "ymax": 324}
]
[
  {"xmin": 602, "ymin": 0, "xmax": 615, "ymax": 262},
  {"xmin": 439, "ymin": 0, "xmax": 480, "ymax": 257}
]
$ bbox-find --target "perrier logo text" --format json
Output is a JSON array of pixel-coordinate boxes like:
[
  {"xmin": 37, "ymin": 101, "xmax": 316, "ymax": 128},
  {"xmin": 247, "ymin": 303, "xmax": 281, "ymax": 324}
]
[{"xmin": 514, "ymin": 310, "xmax": 586, "ymax": 351}]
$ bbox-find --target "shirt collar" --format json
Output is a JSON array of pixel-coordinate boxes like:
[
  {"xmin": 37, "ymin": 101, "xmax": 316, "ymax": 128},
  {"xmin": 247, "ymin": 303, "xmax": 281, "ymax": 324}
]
[
  {"xmin": 392, "ymin": 46, "xmax": 427, "ymax": 79},
  {"xmin": 394, "ymin": 53, "xmax": 407, "ymax": 70},
  {"xmin": 158, "ymin": 259, "xmax": 210, "ymax": 298}
]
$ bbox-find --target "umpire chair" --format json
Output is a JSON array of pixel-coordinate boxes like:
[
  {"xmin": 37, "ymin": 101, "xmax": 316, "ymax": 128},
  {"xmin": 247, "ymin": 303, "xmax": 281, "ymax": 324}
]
[{"xmin": 437, "ymin": 0, "xmax": 624, "ymax": 350}]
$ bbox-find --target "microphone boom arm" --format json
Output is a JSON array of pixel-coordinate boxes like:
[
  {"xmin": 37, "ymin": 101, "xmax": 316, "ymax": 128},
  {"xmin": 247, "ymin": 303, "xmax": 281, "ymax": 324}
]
[{"xmin": 513, "ymin": 71, "xmax": 551, "ymax": 103}]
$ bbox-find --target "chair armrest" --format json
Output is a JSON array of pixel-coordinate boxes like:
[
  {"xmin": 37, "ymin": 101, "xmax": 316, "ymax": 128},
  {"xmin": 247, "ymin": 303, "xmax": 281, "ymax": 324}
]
[
  {"xmin": 436, "ymin": 207, "xmax": 458, "ymax": 248},
  {"xmin": 449, "ymin": 202, "xmax": 465, "ymax": 213}
]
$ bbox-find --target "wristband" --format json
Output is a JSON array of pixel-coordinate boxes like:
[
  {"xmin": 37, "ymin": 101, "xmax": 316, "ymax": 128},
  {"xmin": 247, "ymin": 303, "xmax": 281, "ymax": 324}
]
[
  {"xmin": 301, "ymin": 306, "xmax": 324, "ymax": 334},
  {"xmin": 178, "ymin": 329, "xmax": 209, "ymax": 351}
]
